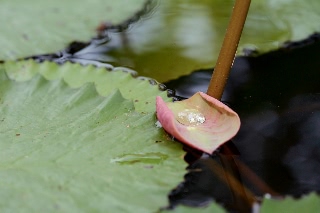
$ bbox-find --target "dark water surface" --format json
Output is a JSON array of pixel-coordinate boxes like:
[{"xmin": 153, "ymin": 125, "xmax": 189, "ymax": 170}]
[{"xmin": 165, "ymin": 34, "xmax": 320, "ymax": 212}]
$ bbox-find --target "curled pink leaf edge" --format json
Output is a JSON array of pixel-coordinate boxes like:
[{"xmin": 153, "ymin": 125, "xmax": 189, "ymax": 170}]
[{"xmin": 156, "ymin": 92, "xmax": 241, "ymax": 154}]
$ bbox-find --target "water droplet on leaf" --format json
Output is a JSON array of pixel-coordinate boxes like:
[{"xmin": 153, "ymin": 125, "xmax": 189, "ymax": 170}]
[
  {"xmin": 176, "ymin": 109, "xmax": 206, "ymax": 126},
  {"xmin": 155, "ymin": 120, "xmax": 162, "ymax": 128},
  {"xmin": 156, "ymin": 92, "xmax": 241, "ymax": 154}
]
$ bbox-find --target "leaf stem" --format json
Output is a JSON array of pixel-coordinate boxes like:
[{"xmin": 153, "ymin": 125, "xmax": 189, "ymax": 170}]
[{"xmin": 206, "ymin": 0, "xmax": 251, "ymax": 100}]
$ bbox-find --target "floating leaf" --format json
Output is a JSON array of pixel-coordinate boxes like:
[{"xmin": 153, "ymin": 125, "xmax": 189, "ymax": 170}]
[
  {"xmin": 3, "ymin": 60, "xmax": 169, "ymax": 112},
  {"xmin": 156, "ymin": 92, "xmax": 240, "ymax": 154},
  {"xmin": 0, "ymin": 0, "xmax": 146, "ymax": 60},
  {"xmin": 162, "ymin": 203, "xmax": 225, "ymax": 213},
  {"xmin": 261, "ymin": 193, "xmax": 320, "ymax": 213},
  {"xmin": 0, "ymin": 61, "xmax": 186, "ymax": 212}
]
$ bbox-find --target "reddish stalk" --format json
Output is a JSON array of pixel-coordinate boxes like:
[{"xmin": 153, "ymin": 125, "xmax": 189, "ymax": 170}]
[
  {"xmin": 206, "ymin": 0, "xmax": 253, "ymax": 208},
  {"xmin": 207, "ymin": 0, "xmax": 251, "ymax": 100}
]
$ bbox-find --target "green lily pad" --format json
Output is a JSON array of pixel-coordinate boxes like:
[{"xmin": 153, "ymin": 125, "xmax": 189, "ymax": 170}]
[
  {"xmin": 163, "ymin": 203, "xmax": 225, "ymax": 213},
  {"xmin": 0, "ymin": 61, "xmax": 186, "ymax": 212},
  {"xmin": 3, "ymin": 60, "xmax": 168, "ymax": 112},
  {"xmin": 261, "ymin": 193, "xmax": 320, "ymax": 213},
  {"xmin": 0, "ymin": 0, "xmax": 146, "ymax": 60},
  {"xmin": 244, "ymin": 0, "xmax": 320, "ymax": 51}
]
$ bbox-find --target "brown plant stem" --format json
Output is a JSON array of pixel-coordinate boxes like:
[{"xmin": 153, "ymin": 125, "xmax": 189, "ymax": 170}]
[{"xmin": 207, "ymin": 0, "xmax": 251, "ymax": 100}]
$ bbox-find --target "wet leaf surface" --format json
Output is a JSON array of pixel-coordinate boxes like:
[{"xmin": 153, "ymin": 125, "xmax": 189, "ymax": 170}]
[{"xmin": 164, "ymin": 34, "xmax": 320, "ymax": 211}]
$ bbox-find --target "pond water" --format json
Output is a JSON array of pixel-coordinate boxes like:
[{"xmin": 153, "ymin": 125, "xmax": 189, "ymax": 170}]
[
  {"xmin": 27, "ymin": 0, "xmax": 320, "ymax": 212},
  {"xmin": 165, "ymin": 34, "xmax": 320, "ymax": 211}
]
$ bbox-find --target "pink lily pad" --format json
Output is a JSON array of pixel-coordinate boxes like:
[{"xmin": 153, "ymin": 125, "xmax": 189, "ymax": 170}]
[{"xmin": 156, "ymin": 92, "xmax": 241, "ymax": 154}]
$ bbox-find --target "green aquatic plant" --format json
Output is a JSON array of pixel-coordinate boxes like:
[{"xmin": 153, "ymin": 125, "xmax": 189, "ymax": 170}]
[
  {"xmin": 1, "ymin": 0, "xmax": 320, "ymax": 212},
  {"xmin": 0, "ymin": 0, "xmax": 146, "ymax": 60},
  {"xmin": 0, "ymin": 60, "xmax": 186, "ymax": 213}
]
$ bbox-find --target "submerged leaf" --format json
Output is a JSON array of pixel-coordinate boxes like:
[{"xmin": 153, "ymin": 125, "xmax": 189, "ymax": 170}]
[
  {"xmin": 162, "ymin": 202, "xmax": 225, "ymax": 213},
  {"xmin": 156, "ymin": 92, "xmax": 240, "ymax": 154},
  {"xmin": 261, "ymin": 193, "xmax": 320, "ymax": 213}
]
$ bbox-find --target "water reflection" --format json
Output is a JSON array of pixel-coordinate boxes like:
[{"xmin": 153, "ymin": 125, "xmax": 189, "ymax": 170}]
[{"xmin": 168, "ymin": 148, "xmax": 258, "ymax": 212}]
